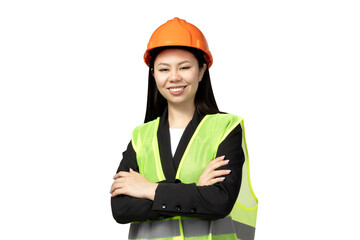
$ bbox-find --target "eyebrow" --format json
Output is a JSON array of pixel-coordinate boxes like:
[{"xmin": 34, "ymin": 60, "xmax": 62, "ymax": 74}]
[{"xmin": 156, "ymin": 61, "xmax": 192, "ymax": 67}]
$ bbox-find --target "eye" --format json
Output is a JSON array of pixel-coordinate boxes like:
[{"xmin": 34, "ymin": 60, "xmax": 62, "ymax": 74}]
[
  {"xmin": 158, "ymin": 68, "xmax": 169, "ymax": 72},
  {"xmin": 180, "ymin": 66, "xmax": 191, "ymax": 70}
]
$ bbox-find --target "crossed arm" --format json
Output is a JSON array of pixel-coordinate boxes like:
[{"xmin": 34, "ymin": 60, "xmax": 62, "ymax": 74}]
[
  {"xmin": 110, "ymin": 156, "xmax": 230, "ymax": 200},
  {"xmin": 110, "ymin": 125, "xmax": 244, "ymax": 223}
]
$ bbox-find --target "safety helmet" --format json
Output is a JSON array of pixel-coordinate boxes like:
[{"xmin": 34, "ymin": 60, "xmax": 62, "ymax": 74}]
[{"xmin": 144, "ymin": 17, "xmax": 213, "ymax": 68}]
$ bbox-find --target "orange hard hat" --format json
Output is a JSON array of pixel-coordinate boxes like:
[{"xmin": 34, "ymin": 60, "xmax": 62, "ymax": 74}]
[{"xmin": 144, "ymin": 17, "xmax": 213, "ymax": 68}]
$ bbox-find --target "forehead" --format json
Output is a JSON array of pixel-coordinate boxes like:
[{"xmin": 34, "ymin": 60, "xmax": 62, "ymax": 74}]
[{"xmin": 154, "ymin": 49, "xmax": 196, "ymax": 64}]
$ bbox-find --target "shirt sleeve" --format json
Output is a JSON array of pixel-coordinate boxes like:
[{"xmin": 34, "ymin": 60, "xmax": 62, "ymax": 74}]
[
  {"xmin": 152, "ymin": 124, "xmax": 245, "ymax": 220},
  {"xmin": 111, "ymin": 141, "xmax": 172, "ymax": 224}
]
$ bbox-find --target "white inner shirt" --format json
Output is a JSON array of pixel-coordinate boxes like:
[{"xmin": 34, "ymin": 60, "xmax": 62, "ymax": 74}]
[{"xmin": 169, "ymin": 128, "xmax": 185, "ymax": 157}]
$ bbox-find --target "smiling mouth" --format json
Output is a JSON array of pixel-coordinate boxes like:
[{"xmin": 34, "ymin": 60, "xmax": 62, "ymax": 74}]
[
  {"xmin": 168, "ymin": 86, "xmax": 186, "ymax": 92},
  {"xmin": 168, "ymin": 86, "xmax": 187, "ymax": 95}
]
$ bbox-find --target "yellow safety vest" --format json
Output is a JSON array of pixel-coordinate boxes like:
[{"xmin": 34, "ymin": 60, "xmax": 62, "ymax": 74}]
[{"xmin": 130, "ymin": 113, "xmax": 258, "ymax": 240}]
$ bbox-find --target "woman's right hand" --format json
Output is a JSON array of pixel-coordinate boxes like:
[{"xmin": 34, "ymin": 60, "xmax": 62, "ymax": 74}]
[{"xmin": 197, "ymin": 156, "xmax": 231, "ymax": 186}]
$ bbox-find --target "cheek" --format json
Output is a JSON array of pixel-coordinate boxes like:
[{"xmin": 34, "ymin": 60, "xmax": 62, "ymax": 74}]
[
  {"xmin": 193, "ymin": 82, "xmax": 200, "ymax": 93},
  {"xmin": 154, "ymin": 77, "xmax": 168, "ymax": 97},
  {"xmin": 186, "ymin": 70, "xmax": 201, "ymax": 82},
  {"xmin": 154, "ymin": 75, "xmax": 166, "ymax": 87}
]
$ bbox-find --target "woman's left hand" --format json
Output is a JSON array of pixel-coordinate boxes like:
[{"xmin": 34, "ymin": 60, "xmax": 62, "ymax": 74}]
[{"xmin": 110, "ymin": 169, "xmax": 158, "ymax": 200}]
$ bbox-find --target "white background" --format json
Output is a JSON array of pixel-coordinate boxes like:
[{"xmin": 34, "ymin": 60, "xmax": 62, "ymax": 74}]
[{"xmin": 1, "ymin": 0, "xmax": 359, "ymax": 239}]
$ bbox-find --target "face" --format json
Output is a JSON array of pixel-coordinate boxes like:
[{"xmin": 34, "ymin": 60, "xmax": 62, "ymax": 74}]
[{"xmin": 153, "ymin": 49, "xmax": 206, "ymax": 108}]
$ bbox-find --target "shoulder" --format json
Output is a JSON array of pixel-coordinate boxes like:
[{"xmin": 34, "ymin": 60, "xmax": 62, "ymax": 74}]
[
  {"xmin": 132, "ymin": 117, "xmax": 160, "ymax": 135},
  {"xmin": 199, "ymin": 113, "xmax": 244, "ymax": 143},
  {"xmin": 211, "ymin": 113, "xmax": 246, "ymax": 138},
  {"xmin": 219, "ymin": 113, "xmax": 243, "ymax": 121},
  {"xmin": 131, "ymin": 118, "xmax": 160, "ymax": 152},
  {"xmin": 205, "ymin": 113, "xmax": 244, "ymax": 126}
]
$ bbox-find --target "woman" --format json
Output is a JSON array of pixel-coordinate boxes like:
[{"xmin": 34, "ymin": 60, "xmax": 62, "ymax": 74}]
[{"xmin": 110, "ymin": 17, "xmax": 258, "ymax": 240}]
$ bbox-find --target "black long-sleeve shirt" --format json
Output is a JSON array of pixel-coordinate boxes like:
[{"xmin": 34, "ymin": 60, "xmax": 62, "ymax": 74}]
[{"xmin": 111, "ymin": 110, "xmax": 245, "ymax": 223}]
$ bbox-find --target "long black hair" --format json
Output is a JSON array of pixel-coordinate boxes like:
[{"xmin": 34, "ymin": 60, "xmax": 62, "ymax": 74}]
[{"xmin": 144, "ymin": 46, "xmax": 220, "ymax": 123}]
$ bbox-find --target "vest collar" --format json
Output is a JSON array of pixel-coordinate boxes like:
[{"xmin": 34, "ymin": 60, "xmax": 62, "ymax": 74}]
[{"xmin": 157, "ymin": 107, "xmax": 205, "ymax": 180}]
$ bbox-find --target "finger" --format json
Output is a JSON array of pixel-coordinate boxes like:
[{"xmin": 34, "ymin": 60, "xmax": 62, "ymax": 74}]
[
  {"xmin": 202, "ymin": 157, "xmax": 226, "ymax": 175},
  {"xmin": 110, "ymin": 181, "xmax": 124, "ymax": 194},
  {"xmin": 200, "ymin": 176, "xmax": 226, "ymax": 186},
  {"xmin": 209, "ymin": 156, "xmax": 228, "ymax": 166},
  {"xmin": 210, "ymin": 156, "xmax": 225, "ymax": 164},
  {"xmin": 207, "ymin": 159, "xmax": 230, "ymax": 172},
  {"xmin": 111, "ymin": 188, "xmax": 125, "ymax": 197},
  {"xmin": 129, "ymin": 168, "xmax": 140, "ymax": 174},
  {"xmin": 113, "ymin": 171, "xmax": 130, "ymax": 179},
  {"xmin": 209, "ymin": 169, "xmax": 231, "ymax": 179},
  {"xmin": 209, "ymin": 177, "xmax": 226, "ymax": 185},
  {"xmin": 199, "ymin": 157, "xmax": 228, "ymax": 183},
  {"xmin": 115, "ymin": 177, "xmax": 125, "ymax": 183},
  {"xmin": 110, "ymin": 183, "xmax": 120, "ymax": 194}
]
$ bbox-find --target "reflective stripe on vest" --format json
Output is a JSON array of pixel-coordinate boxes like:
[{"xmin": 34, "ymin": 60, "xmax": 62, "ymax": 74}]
[
  {"xmin": 129, "ymin": 217, "xmax": 255, "ymax": 240},
  {"xmin": 131, "ymin": 113, "xmax": 258, "ymax": 240}
]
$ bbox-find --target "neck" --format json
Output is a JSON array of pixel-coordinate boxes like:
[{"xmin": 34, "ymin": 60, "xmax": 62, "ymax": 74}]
[{"xmin": 167, "ymin": 102, "xmax": 195, "ymax": 129}]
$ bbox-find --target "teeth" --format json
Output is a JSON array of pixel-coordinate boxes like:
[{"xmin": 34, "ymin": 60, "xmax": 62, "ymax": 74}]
[{"xmin": 169, "ymin": 87, "xmax": 185, "ymax": 92}]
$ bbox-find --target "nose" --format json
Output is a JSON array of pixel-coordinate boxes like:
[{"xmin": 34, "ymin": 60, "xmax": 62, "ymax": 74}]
[{"xmin": 169, "ymin": 70, "xmax": 181, "ymax": 82}]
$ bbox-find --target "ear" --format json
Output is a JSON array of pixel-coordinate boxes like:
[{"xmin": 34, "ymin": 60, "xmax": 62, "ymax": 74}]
[
  {"xmin": 151, "ymin": 68, "xmax": 154, "ymax": 76},
  {"xmin": 199, "ymin": 63, "xmax": 207, "ymax": 82}
]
